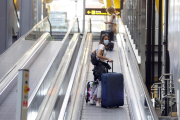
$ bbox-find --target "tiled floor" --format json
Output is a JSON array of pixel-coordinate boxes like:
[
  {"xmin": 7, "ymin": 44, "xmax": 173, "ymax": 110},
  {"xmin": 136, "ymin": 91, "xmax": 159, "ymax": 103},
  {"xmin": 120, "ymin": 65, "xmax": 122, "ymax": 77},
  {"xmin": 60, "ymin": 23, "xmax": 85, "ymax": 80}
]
[{"xmin": 80, "ymin": 42, "xmax": 131, "ymax": 120}]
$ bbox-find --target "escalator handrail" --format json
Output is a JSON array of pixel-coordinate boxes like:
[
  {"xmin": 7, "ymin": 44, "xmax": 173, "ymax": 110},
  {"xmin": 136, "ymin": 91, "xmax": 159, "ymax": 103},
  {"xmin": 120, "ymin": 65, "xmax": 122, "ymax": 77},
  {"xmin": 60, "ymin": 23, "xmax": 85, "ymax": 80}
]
[
  {"xmin": 27, "ymin": 18, "xmax": 79, "ymax": 108},
  {"xmin": 35, "ymin": 33, "xmax": 80, "ymax": 120},
  {"xmin": 0, "ymin": 33, "xmax": 51, "ymax": 94},
  {"xmin": 58, "ymin": 18, "xmax": 91, "ymax": 120},
  {"xmin": 0, "ymin": 33, "xmax": 49, "ymax": 84},
  {"xmin": 62, "ymin": 18, "xmax": 78, "ymax": 43},
  {"xmin": 0, "ymin": 16, "xmax": 50, "ymax": 58},
  {"xmin": 0, "ymin": 16, "xmax": 55, "ymax": 85},
  {"xmin": 119, "ymin": 18, "xmax": 159, "ymax": 120},
  {"xmin": 0, "ymin": 17, "xmax": 77, "ymax": 87}
]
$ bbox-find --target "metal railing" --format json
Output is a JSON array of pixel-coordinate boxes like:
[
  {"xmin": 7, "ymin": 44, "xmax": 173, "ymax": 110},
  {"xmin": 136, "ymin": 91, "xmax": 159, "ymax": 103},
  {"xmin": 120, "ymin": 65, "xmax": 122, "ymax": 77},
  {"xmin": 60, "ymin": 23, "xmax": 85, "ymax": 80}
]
[
  {"xmin": 0, "ymin": 16, "xmax": 51, "ymax": 59},
  {"xmin": 58, "ymin": 18, "xmax": 91, "ymax": 120},
  {"xmin": 30, "ymin": 18, "xmax": 80, "ymax": 120},
  {"xmin": 0, "ymin": 17, "xmax": 52, "ymax": 84},
  {"xmin": 28, "ymin": 18, "xmax": 79, "ymax": 106},
  {"xmin": 151, "ymin": 73, "xmax": 175, "ymax": 116},
  {"xmin": 0, "ymin": 33, "xmax": 52, "ymax": 105},
  {"xmin": 151, "ymin": 74, "xmax": 174, "ymax": 99},
  {"xmin": 0, "ymin": 16, "xmax": 79, "ymax": 120},
  {"xmin": 0, "ymin": 17, "xmax": 54, "ymax": 108},
  {"xmin": 118, "ymin": 18, "xmax": 159, "ymax": 120}
]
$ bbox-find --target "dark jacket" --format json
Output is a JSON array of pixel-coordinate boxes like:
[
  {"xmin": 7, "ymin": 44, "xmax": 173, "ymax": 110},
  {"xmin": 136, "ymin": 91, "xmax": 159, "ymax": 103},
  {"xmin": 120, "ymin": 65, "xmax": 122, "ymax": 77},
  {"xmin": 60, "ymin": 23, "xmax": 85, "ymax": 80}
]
[{"xmin": 92, "ymin": 61, "xmax": 111, "ymax": 81}]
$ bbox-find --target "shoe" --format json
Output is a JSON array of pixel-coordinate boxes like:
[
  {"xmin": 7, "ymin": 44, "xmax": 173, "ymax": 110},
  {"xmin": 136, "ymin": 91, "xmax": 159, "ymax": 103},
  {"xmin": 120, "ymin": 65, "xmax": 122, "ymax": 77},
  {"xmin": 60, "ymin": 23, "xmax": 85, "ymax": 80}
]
[
  {"xmin": 89, "ymin": 99, "xmax": 95, "ymax": 105},
  {"xmin": 96, "ymin": 102, "xmax": 101, "ymax": 107}
]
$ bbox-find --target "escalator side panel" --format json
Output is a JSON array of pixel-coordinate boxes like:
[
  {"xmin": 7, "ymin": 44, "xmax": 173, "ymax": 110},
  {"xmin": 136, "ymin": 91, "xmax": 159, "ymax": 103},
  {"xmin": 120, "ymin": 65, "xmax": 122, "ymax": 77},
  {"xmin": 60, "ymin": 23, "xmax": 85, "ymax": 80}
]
[
  {"xmin": 27, "ymin": 36, "xmax": 72, "ymax": 120},
  {"xmin": 0, "ymin": 41, "xmax": 62, "ymax": 120},
  {"xmin": 50, "ymin": 35, "xmax": 81, "ymax": 120},
  {"xmin": 0, "ymin": 34, "xmax": 50, "ymax": 105},
  {"xmin": 0, "ymin": 40, "xmax": 35, "ymax": 80}
]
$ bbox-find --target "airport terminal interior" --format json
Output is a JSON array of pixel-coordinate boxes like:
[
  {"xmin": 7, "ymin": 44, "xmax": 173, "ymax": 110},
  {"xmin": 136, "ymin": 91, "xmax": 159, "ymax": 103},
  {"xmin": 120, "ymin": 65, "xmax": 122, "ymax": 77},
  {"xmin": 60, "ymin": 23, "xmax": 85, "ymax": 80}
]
[{"xmin": 0, "ymin": 0, "xmax": 180, "ymax": 120}]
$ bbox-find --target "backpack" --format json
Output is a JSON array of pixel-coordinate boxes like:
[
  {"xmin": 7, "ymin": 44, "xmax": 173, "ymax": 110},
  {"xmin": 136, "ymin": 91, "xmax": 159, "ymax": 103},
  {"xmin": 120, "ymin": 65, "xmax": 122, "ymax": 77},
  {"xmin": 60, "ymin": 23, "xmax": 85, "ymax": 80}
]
[
  {"xmin": 91, "ymin": 52, "xmax": 99, "ymax": 65},
  {"xmin": 105, "ymin": 42, "xmax": 114, "ymax": 51},
  {"xmin": 91, "ymin": 45, "xmax": 104, "ymax": 65}
]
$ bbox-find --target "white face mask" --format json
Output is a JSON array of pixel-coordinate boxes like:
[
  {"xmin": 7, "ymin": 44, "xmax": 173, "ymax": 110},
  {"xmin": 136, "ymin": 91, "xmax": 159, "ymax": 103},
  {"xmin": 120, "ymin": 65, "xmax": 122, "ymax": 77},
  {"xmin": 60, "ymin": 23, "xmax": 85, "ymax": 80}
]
[{"xmin": 104, "ymin": 40, "xmax": 109, "ymax": 45}]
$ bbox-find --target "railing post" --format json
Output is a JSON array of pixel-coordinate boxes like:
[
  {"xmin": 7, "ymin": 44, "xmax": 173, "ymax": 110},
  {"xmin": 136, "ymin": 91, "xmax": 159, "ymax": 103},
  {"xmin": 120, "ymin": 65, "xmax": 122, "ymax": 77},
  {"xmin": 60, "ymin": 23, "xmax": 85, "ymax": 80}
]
[
  {"xmin": 47, "ymin": 17, "xmax": 52, "ymax": 37},
  {"xmin": 16, "ymin": 69, "xmax": 30, "ymax": 120},
  {"xmin": 82, "ymin": 0, "xmax": 85, "ymax": 32},
  {"xmin": 77, "ymin": 18, "xmax": 80, "ymax": 33},
  {"xmin": 90, "ymin": 18, "xmax": 92, "ymax": 33}
]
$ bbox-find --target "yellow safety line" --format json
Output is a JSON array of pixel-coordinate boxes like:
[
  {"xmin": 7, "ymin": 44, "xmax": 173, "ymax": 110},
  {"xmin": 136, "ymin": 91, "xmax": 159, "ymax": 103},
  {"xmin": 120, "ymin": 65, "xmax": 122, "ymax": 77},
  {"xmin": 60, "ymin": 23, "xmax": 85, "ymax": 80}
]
[{"xmin": 155, "ymin": 0, "xmax": 163, "ymax": 30}]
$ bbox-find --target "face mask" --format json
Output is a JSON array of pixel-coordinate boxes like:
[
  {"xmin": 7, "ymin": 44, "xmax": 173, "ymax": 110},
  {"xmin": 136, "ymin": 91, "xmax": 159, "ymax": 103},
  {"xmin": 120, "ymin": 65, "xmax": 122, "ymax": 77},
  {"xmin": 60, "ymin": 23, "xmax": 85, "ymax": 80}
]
[{"xmin": 104, "ymin": 40, "xmax": 109, "ymax": 45}]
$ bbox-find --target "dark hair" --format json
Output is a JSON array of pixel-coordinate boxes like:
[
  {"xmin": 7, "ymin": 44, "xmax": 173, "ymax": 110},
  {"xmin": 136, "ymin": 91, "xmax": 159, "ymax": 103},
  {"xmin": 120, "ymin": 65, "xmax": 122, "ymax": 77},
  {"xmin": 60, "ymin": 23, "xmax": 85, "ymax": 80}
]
[{"xmin": 99, "ymin": 33, "xmax": 109, "ymax": 44}]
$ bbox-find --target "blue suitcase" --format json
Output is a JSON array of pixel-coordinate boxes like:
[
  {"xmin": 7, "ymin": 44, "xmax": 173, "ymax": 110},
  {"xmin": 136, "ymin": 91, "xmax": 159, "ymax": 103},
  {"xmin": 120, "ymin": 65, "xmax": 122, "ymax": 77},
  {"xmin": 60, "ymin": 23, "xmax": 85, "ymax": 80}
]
[
  {"xmin": 101, "ymin": 62, "xmax": 124, "ymax": 108},
  {"xmin": 100, "ymin": 30, "xmax": 114, "ymax": 42},
  {"xmin": 105, "ymin": 42, "xmax": 114, "ymax": 51}
]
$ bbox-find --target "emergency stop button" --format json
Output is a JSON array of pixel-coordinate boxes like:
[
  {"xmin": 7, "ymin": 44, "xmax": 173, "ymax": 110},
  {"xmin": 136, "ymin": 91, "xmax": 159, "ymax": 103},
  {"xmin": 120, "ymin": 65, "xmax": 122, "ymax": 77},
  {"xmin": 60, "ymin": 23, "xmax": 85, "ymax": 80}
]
[
  {"xmin": 26, "ymin": 87, "xmax": 30, "ymax": 91},
  {"xmin": 24, "ymin": 85, "xmax": 30, "ymax": 94}
]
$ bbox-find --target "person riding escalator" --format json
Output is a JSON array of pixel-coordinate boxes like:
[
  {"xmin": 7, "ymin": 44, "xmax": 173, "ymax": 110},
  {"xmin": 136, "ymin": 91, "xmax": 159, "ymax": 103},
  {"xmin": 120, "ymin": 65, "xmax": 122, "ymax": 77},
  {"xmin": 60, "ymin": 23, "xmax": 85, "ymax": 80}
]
[{"xmin": 90, "ymin": 33, "xmax": 113, "ymax": 107}]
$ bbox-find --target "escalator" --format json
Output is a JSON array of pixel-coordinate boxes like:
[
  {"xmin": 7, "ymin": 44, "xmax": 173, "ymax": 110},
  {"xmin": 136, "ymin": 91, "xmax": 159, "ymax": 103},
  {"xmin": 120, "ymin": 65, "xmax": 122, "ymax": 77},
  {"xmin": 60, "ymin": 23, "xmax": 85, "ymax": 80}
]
[
  {"xmin": 0, "ymin": 17, "xmax": 79, "ymax": 120},
  {"xmin": 0, "ymin": 16, "xmax": 159, "ymax": 120},
  {"xmin": 79, "ymin": 41, "xmax": 131, "ymax": 120},
  {"xmin": 0, "ymin": 33, "xmax": 61, "ymax": 120},
  {"xmin": 34, "ymin": 18, "xmax": 159, "ymax": 120}
]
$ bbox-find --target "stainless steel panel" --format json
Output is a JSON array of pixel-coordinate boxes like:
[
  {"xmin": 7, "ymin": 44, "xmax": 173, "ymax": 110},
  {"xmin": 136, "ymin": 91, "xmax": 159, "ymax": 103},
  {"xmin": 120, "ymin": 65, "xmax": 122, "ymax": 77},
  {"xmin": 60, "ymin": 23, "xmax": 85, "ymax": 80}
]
[
  {"xmin": 29, "ymin": 18, "xmax": 79, "ymax": 120},
  {"xmin": 0, "ymin": 40, "xmax": 36, "ymax": 80},
  {"xmin": 49, "ymin": 34, "xmax": 81, "ymax": 120},
  {"xmin": 117, "ymin": 17, "xmax": 158, "ymax": 120},
  {"xmin": 0, "ymin": 41, "xmax": 62, "ymax": 120},
  {"xmin": 27, "ymin": 38, "xmax": 70, "ymax": 120},
  {"xmin": 168, "ymin": 1, "xmax": 180, "ymax": 119},
  {"xmin": 60, "ymin": 33, "xmax": 92, "ymax": 120},
  {"xmin": 36, "ymin": 33, "xmax": 80, "ymax": 120},
  {"xmin": 117, "ymin": 32, "xmax": 158, "ymax": 120},
  {"xmin": 0, "ymin": 33, "xmax": 50, "ymax": 105},
  {"xmin": 69, "ymin": 40, "xmax": 93, "ymax": 120}
]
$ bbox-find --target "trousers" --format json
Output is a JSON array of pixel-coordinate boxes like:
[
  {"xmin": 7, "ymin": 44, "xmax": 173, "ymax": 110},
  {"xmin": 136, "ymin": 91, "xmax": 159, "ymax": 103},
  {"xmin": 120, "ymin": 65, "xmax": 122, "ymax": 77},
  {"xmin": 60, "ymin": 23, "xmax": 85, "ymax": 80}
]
[{"xmin": 94, "ymin": 81, "xmax": 101, "ymax": 98}]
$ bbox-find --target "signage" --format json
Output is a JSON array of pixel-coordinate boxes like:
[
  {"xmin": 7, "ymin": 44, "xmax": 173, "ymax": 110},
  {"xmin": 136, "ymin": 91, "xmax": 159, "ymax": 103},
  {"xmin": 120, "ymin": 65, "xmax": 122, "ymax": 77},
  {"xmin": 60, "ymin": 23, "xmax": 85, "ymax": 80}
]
[
  {"xmin": 49, "ymin": 12, "xmax": 67, "ymax": 31},
  {"xmin": 85, "ymin": 8, "xmax": 120, "ymax": 15}
]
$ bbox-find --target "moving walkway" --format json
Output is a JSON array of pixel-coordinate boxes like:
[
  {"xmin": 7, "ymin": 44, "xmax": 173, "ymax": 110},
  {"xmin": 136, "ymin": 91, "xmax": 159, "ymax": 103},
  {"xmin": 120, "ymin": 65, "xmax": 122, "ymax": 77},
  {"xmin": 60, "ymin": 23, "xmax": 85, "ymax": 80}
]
[
  {"xmin": 34, "ymin": 19, "xmax": 159, "ymax": 120},
  {"xmin": 0, "ymin": 17, "xmax": 79, "ymax": 120},
  {"xmin": 0, "ymin": 17, "xmax": 158, "ymax": 120}
]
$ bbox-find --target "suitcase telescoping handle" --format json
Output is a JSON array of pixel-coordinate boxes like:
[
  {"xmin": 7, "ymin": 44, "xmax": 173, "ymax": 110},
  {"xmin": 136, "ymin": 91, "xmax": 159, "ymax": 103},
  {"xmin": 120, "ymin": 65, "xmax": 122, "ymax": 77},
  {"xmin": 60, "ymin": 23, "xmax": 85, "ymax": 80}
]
[{"xmin": 107, "ymin": 61, "xmax": 113, "ymax": 73}]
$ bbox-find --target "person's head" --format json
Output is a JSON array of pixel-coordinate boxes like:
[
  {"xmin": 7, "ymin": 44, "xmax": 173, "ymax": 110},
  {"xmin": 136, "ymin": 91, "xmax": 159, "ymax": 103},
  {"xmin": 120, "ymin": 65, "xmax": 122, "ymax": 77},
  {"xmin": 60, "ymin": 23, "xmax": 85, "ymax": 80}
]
[
  {"xmin": 106, "ymin": 6, "xmax": 116, "ymax": 15},
  {"xmin": 99, "ymin": 33, "xmax": 110, "ymax": 46}
]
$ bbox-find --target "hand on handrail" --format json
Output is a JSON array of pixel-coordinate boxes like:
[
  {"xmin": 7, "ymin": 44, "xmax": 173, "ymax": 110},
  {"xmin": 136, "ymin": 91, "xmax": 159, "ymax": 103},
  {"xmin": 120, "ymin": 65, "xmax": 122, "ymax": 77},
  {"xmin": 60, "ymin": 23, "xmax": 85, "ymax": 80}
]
[{"xmin": 104, "ymin": 22, "xmax": 113, "ymax": 24}]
